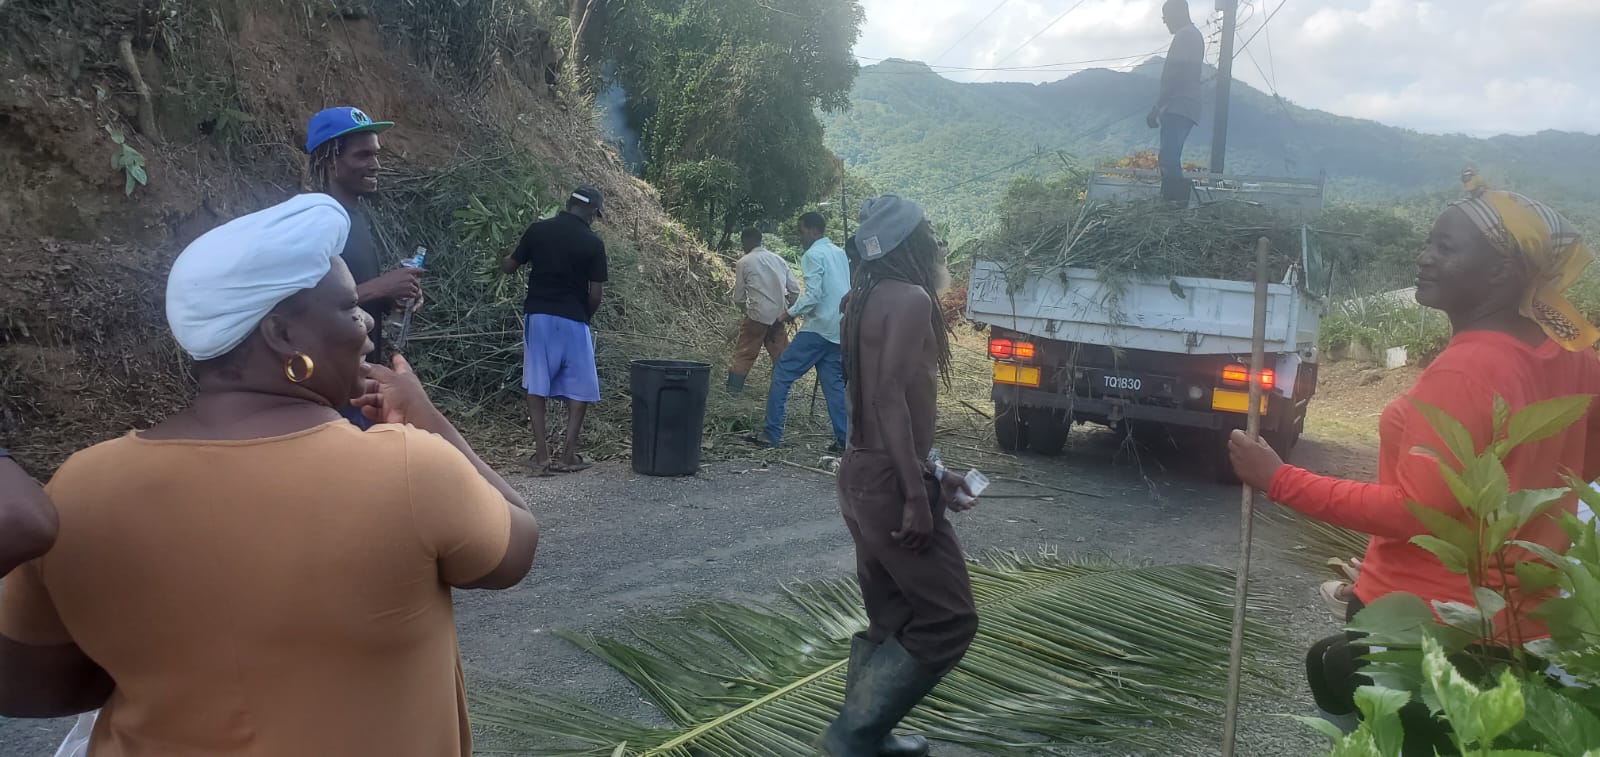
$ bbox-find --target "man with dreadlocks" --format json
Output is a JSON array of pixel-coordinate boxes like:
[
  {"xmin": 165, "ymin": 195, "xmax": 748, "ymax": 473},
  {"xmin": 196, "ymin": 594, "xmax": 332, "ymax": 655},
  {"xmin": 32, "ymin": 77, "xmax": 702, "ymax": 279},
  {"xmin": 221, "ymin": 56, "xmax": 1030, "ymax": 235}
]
[
  {"xmin": 820, "ymin": 196, "xmax": 979, "ymax": 757},
  {"xmin": 305, "ymin": 107, "xmax": 422, "ymax": 373}
]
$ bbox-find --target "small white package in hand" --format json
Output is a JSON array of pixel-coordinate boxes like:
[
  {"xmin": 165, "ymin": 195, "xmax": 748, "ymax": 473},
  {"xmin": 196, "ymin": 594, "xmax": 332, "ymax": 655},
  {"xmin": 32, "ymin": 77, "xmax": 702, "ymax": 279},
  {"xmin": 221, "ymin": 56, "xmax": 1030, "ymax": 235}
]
[{"xmin": 955, "ymin": 469, "xmax": 989, "ymax": 507}]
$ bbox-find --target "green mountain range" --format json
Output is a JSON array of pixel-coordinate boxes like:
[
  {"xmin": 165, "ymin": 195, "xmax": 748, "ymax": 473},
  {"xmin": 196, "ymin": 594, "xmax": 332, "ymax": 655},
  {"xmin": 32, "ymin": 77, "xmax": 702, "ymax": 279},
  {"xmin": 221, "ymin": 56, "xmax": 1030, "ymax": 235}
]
[{"xmin": 822, "ymin": 58, "xmax": 1600, "ymax": 241}]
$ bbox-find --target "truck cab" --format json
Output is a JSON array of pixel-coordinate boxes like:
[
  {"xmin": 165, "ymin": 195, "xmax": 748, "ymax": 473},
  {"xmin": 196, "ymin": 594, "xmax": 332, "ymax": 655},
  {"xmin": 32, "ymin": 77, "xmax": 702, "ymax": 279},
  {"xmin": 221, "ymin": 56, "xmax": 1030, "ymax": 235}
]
[{"xmin": 966, "ymin": 169, "xmax": 1333, "ymax": 478}]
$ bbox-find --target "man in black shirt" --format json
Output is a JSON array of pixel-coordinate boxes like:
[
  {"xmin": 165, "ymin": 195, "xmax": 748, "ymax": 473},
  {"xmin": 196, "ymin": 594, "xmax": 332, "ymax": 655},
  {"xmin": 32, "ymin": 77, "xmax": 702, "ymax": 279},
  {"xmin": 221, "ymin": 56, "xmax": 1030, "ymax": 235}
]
[
  {"xmin": 501, "ymin": 186, "xmax": 609, "ymax": 474},
  {"xmin": 305, "ymin": 107, "xmax": 423, "ymax": 365}
]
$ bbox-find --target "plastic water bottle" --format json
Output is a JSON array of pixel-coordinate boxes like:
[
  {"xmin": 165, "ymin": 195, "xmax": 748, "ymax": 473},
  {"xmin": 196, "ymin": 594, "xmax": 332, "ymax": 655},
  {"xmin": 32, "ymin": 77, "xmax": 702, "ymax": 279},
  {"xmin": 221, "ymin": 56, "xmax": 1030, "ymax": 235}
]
[
  {"xmin": 403, "ymin": 246, "xmax": 427, "ymax": 270},
  {"xmin": 394, "ymin": 247, "xmax": 427, "ymax": 352}
]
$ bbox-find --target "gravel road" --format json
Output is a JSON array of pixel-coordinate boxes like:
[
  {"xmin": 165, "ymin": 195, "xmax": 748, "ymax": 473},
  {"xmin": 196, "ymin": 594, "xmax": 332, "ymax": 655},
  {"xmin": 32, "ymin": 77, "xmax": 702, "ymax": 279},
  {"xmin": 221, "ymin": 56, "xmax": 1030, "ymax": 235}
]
[{"xmin": 0, "ymin": 421, "xmax": 1370, "ymax": 756}]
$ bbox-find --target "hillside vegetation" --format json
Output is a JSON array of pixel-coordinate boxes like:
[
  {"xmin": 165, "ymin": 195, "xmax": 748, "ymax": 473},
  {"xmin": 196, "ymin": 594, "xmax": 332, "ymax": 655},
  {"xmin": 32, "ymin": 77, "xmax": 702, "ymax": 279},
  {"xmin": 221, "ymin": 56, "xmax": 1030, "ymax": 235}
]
[
  {"xmin": 824, "ymin": 59, "xmax": 1600, "ymax": 242},
  {"xmin": 0, "ymin": 0, "xmax": 753, "ymax": 467}
]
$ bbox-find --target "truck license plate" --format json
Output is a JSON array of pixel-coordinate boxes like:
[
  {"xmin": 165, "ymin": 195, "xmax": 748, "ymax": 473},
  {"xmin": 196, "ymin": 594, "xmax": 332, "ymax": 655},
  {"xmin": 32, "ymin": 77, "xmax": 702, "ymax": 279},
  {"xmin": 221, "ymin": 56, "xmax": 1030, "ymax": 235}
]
[{"xmin": 1103, "ymin": 375, "xmax": 1143, "ymax": 392}]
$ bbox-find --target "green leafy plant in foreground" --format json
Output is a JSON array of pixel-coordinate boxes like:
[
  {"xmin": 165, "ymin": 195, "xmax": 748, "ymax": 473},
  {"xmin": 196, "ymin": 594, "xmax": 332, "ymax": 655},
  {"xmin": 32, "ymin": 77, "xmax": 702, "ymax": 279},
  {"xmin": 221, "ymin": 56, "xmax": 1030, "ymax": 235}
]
[
  {"xmin": 1301, "ymin": 394, "xmax": 1600, "ymax": 755},
  {"xmin": 107, "ymin": 126, "xmax": 148, "ymax": 196},
  {"xmin": 1303, "ymin": 637, "xmax": 1600, "ymax": 757},
  {"xmin": 470, "ymin": 553, "xmax": 1284, "ymax": 756}
]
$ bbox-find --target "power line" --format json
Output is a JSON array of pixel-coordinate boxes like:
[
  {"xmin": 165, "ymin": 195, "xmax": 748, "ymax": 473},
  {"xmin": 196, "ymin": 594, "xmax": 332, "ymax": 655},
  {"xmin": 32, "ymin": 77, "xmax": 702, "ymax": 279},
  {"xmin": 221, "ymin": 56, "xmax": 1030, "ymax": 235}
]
[
  {"xmin": 974, "ymin": 0, "xmax": 1094, "ymax": 81},
  {"xmin": 1238, "ymin": 2, "xmax": 1313, "ymax": 176},
  {"xmin": 1231, "ymin": 0, "xmax": 1289, "ymax": 62},
  {"xmin": 923, "ymin": 151, "xmax": 1047, "ymax": 197},
  {"xmin": 854, "ymin": 54, "xmax": 1164, "ymax": 79},
  {"xmin": 917, "ymin": 107, "xmax": 1148, "ymax": 200},
  {"xmin": 857, "ymin": 64, "xmax": 1139, "ymax": 77},
  {"xmin": 928, "ymin": 0, "xmax": 1013, "ymax": 66},
  {"xmin": 1262, "ymin": 7, "xmax": 1280, "ymax": 91},
  {"xmin": 855, "ymin": 49, "xmax": 1161, "ymax": 73}
]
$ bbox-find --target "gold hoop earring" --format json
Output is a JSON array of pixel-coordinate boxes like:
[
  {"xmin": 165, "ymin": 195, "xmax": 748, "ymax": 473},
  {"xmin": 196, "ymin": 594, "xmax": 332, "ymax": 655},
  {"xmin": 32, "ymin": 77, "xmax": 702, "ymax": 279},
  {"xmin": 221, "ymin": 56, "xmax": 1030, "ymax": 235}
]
[{"xmin": 284, "ymin": 353, "xmax": 315, "ymax": 383}]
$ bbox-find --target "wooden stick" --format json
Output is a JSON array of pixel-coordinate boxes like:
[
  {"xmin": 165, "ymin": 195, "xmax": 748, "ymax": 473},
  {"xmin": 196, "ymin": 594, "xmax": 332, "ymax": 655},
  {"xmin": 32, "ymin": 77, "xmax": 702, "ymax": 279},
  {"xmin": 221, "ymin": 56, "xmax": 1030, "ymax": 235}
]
[
  {"xmin": 944, "ymin": 442, "xmax": 1016, "ymax": 458},
  {"xmin": 776, "ymin": 459, "xmax": 836, "ymax": 478},
  {"xmin": 992, "ymin": 476, "xmax": 1105, "ymax": 499},
  {"xmin": 1221, "ymin": 235, "xmax": 1271, "ymax": 756},
  {"xmin": 960, "ymin": 399, "xmax": 994, "ymax": 419}
]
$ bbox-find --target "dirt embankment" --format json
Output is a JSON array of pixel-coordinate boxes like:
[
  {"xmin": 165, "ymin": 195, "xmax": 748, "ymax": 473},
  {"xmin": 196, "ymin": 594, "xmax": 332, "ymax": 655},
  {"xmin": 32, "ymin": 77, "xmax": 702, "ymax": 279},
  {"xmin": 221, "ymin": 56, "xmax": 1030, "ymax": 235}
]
[{"xmin": 0, "ymin": 2, "xmax": 729, "ymax": 470}]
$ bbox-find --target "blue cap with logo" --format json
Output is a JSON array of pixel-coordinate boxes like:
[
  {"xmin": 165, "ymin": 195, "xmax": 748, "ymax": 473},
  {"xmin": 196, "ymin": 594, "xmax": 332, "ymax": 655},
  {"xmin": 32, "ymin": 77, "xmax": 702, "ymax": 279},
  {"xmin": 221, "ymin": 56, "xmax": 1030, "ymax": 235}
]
[{"xmin": 304, "ymin": 107, "xmax": 395, "ymax": 154}]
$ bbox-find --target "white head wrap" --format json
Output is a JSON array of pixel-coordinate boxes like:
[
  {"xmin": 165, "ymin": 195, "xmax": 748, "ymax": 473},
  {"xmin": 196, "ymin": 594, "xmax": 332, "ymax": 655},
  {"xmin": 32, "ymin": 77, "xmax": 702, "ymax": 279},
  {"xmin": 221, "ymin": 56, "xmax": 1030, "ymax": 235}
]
[{"xmin": 165, "ymin": 194, "xmax": 351, "ymax": 361}]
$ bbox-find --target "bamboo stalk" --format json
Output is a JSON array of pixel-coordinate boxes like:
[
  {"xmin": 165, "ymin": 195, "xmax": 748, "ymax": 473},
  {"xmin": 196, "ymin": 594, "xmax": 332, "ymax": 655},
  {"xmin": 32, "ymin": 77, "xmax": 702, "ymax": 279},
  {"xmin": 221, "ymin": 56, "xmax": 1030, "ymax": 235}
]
[{"xmin": 1221, "ymin": 236, "xmax": 1271, "ymax": 756}]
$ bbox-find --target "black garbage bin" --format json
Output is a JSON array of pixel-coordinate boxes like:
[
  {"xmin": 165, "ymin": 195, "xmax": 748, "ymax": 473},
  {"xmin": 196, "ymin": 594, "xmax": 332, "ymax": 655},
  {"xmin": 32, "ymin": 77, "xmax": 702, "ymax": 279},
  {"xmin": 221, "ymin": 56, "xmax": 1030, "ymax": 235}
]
[{"xmin": 630, "ymin": 359, "xmax": 712, "ymax": 476}]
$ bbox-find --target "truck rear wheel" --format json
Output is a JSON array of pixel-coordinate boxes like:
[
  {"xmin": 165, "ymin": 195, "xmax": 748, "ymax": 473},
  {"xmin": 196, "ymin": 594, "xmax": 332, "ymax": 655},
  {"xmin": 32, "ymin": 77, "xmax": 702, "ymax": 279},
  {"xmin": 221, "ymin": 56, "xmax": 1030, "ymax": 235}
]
[
  {"xmin": 995, "ymin": 402, "xmax": 1028, "ymax": 452},
  {"xmin": 1262, "ymin": 428, "xmax": 1299, "ymax": 462},
  {"xmin": 1023, "ymin": 408, "xmax": 1070, "ymax": 456},
  {"xmin": 1262, "ymin": 407, "xmax": 1306, "ymax": 462},
  {"xmin": 1209, "ymin": 430, "xmax": 1241, "ymax": 484}
]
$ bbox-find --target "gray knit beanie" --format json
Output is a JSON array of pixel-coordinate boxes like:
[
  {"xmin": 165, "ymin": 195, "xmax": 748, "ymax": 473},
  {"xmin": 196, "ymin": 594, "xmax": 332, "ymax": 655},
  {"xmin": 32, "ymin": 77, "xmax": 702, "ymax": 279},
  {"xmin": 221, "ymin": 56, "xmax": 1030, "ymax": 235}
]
[{"xmin": 856, "ymin": 195, "xmax": 926, "ymax": 262}]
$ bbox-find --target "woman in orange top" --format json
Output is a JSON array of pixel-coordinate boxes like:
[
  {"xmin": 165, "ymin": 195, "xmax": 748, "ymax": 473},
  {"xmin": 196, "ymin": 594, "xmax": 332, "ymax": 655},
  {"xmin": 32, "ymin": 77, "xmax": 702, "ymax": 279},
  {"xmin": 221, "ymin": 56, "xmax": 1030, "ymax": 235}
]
[
  {"xmin": 0, "ymin": 195, "xmax": 541, "ymax": 756},
  {"xmin": 1230, "ymin": 175, "xmax": 1600, "ymax": 749}
]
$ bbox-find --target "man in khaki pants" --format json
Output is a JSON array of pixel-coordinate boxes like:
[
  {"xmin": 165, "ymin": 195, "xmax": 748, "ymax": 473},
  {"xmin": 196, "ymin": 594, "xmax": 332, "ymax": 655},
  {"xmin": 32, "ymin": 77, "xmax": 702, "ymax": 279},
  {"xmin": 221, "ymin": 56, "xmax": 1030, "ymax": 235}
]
[{"xmin": 727, "ymin": 227, "xmax": 799, "ymax": 393}]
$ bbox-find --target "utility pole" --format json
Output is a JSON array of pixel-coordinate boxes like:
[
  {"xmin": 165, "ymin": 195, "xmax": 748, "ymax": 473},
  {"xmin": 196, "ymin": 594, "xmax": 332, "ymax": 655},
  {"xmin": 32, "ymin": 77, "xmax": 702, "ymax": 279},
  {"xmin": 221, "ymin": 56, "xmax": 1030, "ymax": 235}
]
[
  {"xmin": 1210, "ymin": 0, "xmax": 1239, "ymax": 174},
  {"xmin": 841, "ymin": 182, "xmax": 849, "ymax": 237}
]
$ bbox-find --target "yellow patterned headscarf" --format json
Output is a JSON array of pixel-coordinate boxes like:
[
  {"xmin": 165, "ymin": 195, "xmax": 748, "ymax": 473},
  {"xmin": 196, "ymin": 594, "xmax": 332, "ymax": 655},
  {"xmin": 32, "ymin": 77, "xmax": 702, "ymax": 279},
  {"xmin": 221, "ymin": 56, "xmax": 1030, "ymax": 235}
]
[{"xmin": 1450, "ymin": 169, "xmax": 1599, "ymax": 351}]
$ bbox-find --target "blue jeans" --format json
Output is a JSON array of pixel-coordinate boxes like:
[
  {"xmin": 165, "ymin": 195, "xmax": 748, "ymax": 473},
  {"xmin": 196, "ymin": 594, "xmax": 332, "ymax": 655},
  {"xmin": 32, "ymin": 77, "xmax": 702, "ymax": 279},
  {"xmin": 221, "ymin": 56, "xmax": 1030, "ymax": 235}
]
[
  {"xmin": 764, "ymin": 330, "xmax": 847, "ymax": 446},
  {"xmin": 1159, "ymin": 112, "xmax": 1195, "ymax": 204}
]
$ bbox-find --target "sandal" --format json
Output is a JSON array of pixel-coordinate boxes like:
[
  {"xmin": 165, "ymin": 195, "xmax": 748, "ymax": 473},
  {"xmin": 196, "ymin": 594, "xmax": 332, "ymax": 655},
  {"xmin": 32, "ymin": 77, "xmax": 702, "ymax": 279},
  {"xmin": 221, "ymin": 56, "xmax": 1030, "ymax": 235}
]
[
  {"xmin": 548, "ymin": 456, "xmax": 594, "ymax": 474},
  {"xmin": 522, "ymin": 458, "xmax": 557, "ymax": 478},
  {"xmin": 1320, "ymin": 580, "xmax": 1354, "ymax": 620}
]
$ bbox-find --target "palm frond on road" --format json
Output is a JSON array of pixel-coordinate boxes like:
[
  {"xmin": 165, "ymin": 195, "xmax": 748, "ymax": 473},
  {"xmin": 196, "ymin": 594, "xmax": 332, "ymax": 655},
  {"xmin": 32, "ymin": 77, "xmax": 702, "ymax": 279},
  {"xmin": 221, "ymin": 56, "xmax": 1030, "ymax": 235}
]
[
  {"xmin": 471, "ymin": 551, "xmax": 1285, "ymax": 756},
  {"xmin": 1255, "ymin": 506, "xmax": 1370, "ymax": 572}
]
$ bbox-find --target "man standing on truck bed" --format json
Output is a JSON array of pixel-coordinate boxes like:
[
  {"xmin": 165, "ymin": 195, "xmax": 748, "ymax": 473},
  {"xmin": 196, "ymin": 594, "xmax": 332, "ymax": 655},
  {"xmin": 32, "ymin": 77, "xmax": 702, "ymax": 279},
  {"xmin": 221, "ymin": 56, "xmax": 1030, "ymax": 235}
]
[
  {"xmin": 821, "ymin": 196, "xmax": 978, "ymax": 757},
  {"xmin": 1147, "ymin": 0, "xmax": 1204, "ymax": 205}
]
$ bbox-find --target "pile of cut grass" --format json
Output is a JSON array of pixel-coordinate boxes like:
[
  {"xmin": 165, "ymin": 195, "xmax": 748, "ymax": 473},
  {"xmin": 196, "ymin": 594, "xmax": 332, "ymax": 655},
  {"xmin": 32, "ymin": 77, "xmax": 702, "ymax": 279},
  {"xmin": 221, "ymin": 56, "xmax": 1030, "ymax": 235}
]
[{"xmin": 979, "ymin": 199, "xmax": 1304, "ymax": 288}]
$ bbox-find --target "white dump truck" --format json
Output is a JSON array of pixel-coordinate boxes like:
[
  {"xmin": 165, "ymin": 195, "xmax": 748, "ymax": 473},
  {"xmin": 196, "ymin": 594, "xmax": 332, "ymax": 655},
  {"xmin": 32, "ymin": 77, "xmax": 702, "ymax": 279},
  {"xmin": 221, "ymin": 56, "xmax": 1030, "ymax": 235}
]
[{"xmin": 966, "ymin": 168, "xmax": 1333, "ymax": 478}]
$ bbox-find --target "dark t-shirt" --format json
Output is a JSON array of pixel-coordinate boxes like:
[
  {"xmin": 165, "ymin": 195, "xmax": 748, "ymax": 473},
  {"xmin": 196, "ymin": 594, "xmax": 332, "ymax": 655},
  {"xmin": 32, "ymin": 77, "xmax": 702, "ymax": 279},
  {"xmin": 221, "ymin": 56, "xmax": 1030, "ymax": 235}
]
[
  {"xmin": 340, "ymin": 202, "xmax": 388, "ymax": 361},
  {"xmin": 512, "ymin": 211, "xmax": 608, "ymax": 323}
]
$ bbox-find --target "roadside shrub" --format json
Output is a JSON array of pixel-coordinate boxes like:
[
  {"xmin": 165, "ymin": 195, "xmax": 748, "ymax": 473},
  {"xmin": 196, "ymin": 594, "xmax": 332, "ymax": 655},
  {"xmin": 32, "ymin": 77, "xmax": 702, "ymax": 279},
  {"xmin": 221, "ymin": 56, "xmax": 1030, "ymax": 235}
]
[{"xmin": 1320, "ymin": 293, "xmax": 1450, "ymax": 365}]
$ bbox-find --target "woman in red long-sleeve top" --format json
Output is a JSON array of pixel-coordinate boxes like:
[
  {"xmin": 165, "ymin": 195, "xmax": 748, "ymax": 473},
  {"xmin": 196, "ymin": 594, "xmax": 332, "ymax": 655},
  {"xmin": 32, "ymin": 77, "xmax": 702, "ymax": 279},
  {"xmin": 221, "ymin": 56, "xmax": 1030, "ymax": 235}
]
[{"xmin": 1230, "ymin": 175, "xmax": 1600, "ymax": 746}]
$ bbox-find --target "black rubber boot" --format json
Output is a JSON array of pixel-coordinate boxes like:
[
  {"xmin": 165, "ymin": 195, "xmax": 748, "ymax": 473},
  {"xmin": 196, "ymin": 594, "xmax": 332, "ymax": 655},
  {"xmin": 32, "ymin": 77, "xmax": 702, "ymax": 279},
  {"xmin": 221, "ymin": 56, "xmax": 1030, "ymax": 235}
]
[
  {"xmin": 726, "ymin": 372, "xmax": 747, "ymax": 394},
  {"xmin": 839, "ymin": 634, "xmax": 929, "ymax": 757},
  {"xmin": 820, "ymin": 638, "xmax": 940, "ymax": 757}
]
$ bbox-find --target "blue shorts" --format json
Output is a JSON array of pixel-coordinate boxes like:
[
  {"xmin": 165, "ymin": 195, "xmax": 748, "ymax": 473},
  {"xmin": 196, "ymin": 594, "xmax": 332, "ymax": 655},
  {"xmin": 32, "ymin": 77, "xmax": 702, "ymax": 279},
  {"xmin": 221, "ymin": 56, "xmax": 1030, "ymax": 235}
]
[{"xmin": 523, "ymin": 314, "xmax": 601, "ymax": 403}]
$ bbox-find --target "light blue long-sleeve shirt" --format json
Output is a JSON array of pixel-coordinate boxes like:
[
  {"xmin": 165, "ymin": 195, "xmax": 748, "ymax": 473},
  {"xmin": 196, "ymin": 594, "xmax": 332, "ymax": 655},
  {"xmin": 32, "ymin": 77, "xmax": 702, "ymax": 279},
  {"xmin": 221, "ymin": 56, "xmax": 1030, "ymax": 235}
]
[{"xmin": 787, "ymin": 237, "xmax": 850, "ymax": 344}]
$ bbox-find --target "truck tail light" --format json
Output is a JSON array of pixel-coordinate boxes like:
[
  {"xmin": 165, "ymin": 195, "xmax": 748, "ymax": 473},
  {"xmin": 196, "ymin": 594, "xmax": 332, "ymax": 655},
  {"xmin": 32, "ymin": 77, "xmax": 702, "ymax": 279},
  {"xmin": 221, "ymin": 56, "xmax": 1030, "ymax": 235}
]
[
  {"xmin": 1221, "ymin": 364, "xmax": 1275, "ymax": 391},
  {"xmin": 988, "ymin": 338, "xmax": 1036, "ymax": 362}
]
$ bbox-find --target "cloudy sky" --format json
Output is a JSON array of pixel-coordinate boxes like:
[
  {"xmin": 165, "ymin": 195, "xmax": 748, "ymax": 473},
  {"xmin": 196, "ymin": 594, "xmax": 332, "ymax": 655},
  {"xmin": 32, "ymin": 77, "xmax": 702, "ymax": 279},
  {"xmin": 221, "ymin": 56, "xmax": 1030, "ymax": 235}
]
[{"xmin": 853, "ymin": 0, "xmax": 1599, "ymax": 137}]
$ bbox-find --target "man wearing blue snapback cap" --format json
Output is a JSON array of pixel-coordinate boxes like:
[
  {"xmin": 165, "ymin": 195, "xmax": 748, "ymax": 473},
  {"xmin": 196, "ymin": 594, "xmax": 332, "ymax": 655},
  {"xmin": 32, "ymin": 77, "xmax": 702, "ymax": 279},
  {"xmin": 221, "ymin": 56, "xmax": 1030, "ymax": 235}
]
[{"xmin": 305, "ymin": 107, "xmax": 422, "ymax": 367}]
